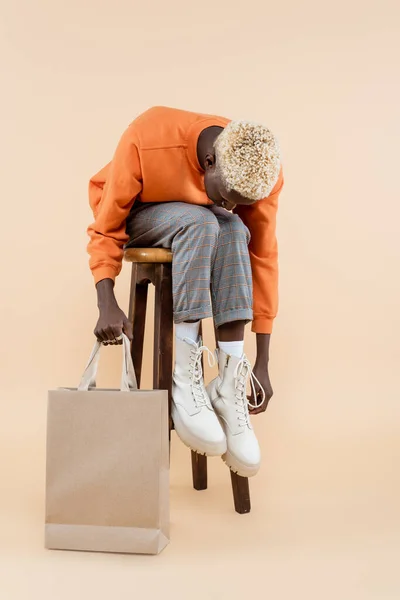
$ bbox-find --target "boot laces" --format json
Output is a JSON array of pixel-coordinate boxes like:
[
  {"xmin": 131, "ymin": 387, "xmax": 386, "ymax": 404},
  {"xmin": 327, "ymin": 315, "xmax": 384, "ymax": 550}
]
[
  {"xmin": 233, "ymin": 356, "xmax": 266, "ymax": 426},
  {"xmin": 184, "ymin": 337, "xmax": 215, "ymax": 408}
]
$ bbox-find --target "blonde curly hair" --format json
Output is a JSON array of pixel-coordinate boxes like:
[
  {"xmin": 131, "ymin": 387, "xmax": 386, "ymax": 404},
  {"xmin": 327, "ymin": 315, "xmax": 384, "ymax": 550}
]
[{"xmin": 214, "ymin": 120, "xmax": 281, "ymax": 201}]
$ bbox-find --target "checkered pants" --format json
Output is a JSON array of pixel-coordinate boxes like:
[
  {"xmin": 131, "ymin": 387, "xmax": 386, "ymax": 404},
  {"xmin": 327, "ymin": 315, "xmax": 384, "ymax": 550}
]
[{"xmin": 125, "ymin": 201, "xmax": 253, "ymax": 328}]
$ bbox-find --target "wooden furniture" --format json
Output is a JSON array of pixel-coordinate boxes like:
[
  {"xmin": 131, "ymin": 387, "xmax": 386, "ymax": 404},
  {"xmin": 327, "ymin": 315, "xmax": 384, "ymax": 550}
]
[{"xmin": 124, "ymin": 247, "xmax": 251, "ymax": 514}]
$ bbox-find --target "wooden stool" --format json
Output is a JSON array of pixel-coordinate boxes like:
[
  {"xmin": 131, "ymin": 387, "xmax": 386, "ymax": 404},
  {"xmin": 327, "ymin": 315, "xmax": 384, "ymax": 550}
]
[{"xmin": 124, "ymin": 247, "xmax": 251, "ymax": 514}]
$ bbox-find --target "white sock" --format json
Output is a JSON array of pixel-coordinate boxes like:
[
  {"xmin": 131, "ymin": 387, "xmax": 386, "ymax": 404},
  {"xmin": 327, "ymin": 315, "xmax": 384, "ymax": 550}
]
[
  {"xmin": 218, "ymin": 340, "xmax": 244, "ymax": 359},
  {"xmin": 175, "ymin": 321, "xmax": 200, "ymax": 343}
]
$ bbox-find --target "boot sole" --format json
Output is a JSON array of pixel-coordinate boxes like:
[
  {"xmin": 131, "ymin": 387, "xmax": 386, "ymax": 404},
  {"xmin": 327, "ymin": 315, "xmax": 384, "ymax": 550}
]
[
  {"xmin": 207, "ymin": 384, "xmax": 260, "ymax": 478},
  {"xmin": 172, "ymin": 405, "xmax": 227, "ymax": 457},
  {"xmin": 222, "ymin": 451, "xmax": 260, "ymax": 478}
]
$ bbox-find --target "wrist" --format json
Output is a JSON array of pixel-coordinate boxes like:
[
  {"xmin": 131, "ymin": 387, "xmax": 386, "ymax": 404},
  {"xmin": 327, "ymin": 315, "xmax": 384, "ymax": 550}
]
[
  {"xmin": 255, "ymin": 333, "xmax": 270, "ymax": 364},
  {"xmin": 96, "ymin": 278, "xmax": 118, "ymax": 310},
  {"xmin": 255, "ymin": 356, "xmax": 269, "ymax": 368}
]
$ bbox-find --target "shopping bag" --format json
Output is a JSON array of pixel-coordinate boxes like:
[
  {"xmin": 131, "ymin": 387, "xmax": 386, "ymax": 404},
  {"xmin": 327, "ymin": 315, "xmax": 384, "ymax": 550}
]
[{"xmin": 45, "ymin": 334, "xmax": 169, "ymax": 555}]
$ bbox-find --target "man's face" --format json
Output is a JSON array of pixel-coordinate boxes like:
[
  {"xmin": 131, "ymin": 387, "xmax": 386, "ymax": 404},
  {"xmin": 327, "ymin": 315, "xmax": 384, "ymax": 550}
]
[{"xmin": 204, "ymin": 157, "xmax": 257, "ymax": 211}]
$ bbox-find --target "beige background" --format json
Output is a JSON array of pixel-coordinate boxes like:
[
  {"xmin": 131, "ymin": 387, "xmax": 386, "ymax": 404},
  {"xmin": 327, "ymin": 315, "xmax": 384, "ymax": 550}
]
[{"xmin": 1, "ymin": 0, "xmax": 399, "ymax": 597}]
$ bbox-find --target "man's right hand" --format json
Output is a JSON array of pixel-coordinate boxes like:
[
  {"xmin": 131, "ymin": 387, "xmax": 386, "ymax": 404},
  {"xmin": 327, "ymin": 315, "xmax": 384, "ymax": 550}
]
[
  {"xmin": 94, "ymin": 305, "xmax": 133, "ymax": 345},
  {"xmin": 95, "ymin": 278, "xmax": 133, "ymax": 345}
]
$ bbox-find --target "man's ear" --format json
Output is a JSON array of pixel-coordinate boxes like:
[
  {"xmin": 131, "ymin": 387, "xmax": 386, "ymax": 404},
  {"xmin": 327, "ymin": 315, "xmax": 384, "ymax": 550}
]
[{"xmin": 204, "ymin": 152, "xmax": 216, "ymax": 170}]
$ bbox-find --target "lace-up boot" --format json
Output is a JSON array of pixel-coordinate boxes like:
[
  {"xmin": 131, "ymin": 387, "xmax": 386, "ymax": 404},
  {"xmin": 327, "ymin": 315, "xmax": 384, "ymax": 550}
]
[
  {"xmin": 172, "ymin": 337, "xmax": 227, "ymax": 456},
  {"xmin": 207, "ymin": 349, "xmax": 265, "ymax": 476}
]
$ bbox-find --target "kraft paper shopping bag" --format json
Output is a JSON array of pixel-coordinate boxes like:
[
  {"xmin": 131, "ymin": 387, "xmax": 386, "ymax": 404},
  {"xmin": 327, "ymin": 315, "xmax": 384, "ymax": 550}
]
[{"xmin": 45, "ymin": 334, "xmax": 169, "ymax": 555}]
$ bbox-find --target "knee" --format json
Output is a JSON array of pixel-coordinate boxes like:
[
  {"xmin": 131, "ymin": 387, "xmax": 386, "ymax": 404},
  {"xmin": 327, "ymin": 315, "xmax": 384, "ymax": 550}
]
[
  {"xmin": 179, "ymin": 207, "xmax": 220, "ymax": 238},
  {"xmin": 229, "ymin": 215, "xmax": 251, "ymax": 243}
]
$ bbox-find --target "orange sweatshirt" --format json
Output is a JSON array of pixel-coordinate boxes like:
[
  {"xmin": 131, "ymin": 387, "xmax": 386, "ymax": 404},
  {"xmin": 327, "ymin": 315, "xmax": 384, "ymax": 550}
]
[{"xmin": 88, "ymin": 107, "xmax": 284, "ymax": 334}]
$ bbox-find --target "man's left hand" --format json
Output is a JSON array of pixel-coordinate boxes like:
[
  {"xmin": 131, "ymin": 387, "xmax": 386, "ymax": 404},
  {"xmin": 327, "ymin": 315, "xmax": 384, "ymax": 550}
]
[{"xmin": 249, "ymin": 361, "xmax": 273, "ymax": 415}]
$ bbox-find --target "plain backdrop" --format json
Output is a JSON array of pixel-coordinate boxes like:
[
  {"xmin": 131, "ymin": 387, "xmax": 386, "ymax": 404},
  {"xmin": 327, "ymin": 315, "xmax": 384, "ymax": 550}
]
[{"xmin": 1, "ymin": 0, "xmax": 399, "ymax": 598}]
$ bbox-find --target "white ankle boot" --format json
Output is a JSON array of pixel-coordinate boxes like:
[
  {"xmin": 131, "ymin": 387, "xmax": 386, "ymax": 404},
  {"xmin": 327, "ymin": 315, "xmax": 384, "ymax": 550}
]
[
  {"xmin": 172, "ymin": 337, "xmax": 227, "ymax": 456},
  {"xmin": 207, "ymin": 349, "xmax": 266, "ymax": 477}
]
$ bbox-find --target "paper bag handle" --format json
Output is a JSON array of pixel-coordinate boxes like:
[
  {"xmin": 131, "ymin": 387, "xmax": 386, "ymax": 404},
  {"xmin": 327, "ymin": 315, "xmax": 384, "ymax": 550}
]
[{"xmin": 78, "ymin": 334, "xmax": 138, "ymax": 392}]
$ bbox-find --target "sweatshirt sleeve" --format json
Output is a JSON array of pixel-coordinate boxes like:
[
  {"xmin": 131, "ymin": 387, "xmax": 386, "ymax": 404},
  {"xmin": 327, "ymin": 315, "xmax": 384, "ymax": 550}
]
[
  {"xmin": 233, "ymin": 168, "xmax": 284, "ymax": 334},
  {"xmin": 87, "ymin": 126, "xmax": 142, "ymax": 284}
]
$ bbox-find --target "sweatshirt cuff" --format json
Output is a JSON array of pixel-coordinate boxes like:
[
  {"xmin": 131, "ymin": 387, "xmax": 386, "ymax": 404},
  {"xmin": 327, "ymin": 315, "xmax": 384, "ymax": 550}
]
[
  {"xmin": 251, "ymin": 316, "xmax": 274, "ymax": 334},
  {"xmin": 92, "ymin": 266, "xmax": 118, "ymax": 285}
]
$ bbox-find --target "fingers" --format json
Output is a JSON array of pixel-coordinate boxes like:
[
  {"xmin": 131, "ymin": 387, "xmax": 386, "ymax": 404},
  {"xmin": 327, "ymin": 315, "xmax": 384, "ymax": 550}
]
[
  {"xmin": 248, "ymin": 390, "xmax": 271, "ymax": 415},
  {"xmin": 94, "ymin": 325, "xmax": 107, "ymax": 344},
  {"xmin": 94, "ymin": 311, "xmax": 131, "ymax": 346},
  {"xmin": 248, "ymin": 380, "xmax": 261, "ymax": 408},
  {"xmin": 106, "ymin": 325, "xmax": 123, "ymax": 346},
  {"xmin": 111, "ymin": 324, "xmax": 123, "ymax": 345},
  {"xmin": 249, "ymin": 405, "xmax": 265, "ymax": 415},
  {"xmin": 101, "ymin": 326, "xmax": 115, "ymax": 346},
  {"xmin": 249, "ymin": 406, "xmax": 265, "ymax": 415},
  {"xmin": 248, "ymin": 395, "xmax": 262, "ymax": 415},
  {"xmin": 94, "ymin": 325, "xmax": 123, "ymax": 346}
]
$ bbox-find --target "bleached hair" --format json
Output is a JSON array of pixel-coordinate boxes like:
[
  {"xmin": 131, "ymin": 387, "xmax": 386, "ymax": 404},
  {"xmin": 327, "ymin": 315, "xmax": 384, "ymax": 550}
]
[{"xmin": 214, "ymin": 120, "xmax": 281, "ymax": 200}]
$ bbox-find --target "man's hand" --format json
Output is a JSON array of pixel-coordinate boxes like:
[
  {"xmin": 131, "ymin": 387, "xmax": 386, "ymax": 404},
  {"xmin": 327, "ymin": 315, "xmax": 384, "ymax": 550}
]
[
  {"xmin": 94, "ymin": 305, "xmax": 133, "ymax": 345},
  {"xmin": 248, "ymin": 332, "xmax": 273, "ymax": 414},
  {"xmin": 249, "ymin": 361, "xmax": 273, "ymax": 414},
  {"xmin": 95, "ymin": 278, "xmax": 133, "ymax": 345}
]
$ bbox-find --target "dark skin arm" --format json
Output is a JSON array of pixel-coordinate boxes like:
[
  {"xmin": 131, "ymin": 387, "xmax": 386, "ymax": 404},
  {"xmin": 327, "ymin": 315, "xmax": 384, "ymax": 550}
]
[
  {"xmin": 94, "ymin": 278, "xmax": 133, "ymax": 345},
  {"xmin": 250, "ymin": 333, "xmax": 273, "ymax": 414}
]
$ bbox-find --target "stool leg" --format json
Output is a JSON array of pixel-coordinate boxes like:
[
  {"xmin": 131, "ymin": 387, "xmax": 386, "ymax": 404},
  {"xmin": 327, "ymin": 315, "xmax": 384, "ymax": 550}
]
[
  {"xmin": 128, "ymin": 264, "xmax": 149, "ymax": 387},
  {"xmin": 230, "ymin": 472, "xmax": 251, "ymax": 514},
  {"xmin": 191, "ymin": 451, "xmax": 208, "ymax": 491},
  {"xmin": 153, "ymin": 263, "xmax": 173, "ymax": 413},
  {"xmin": 190, "ymin": 321, "xmax": 208, "ymax": 491}
]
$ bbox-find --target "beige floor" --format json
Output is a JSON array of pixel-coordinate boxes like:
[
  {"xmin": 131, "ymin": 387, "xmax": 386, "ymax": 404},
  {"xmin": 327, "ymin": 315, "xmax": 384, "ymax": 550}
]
[{"xmin": 2, "ymin": 400, "xmax": 399, "ymax": 600}]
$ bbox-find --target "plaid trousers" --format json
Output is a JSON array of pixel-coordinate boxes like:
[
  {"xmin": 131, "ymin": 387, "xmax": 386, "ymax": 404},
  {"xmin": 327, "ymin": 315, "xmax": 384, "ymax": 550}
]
[{"xmin": 125, "ymin": 201, "xmax": 253, "ymax": 328}]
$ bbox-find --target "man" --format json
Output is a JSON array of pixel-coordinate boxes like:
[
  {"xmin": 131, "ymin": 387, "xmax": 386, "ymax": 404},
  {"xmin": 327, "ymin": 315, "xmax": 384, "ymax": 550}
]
[{"xmin": 87, "ymin": 106, "xmax": 283, "ymax": 478}]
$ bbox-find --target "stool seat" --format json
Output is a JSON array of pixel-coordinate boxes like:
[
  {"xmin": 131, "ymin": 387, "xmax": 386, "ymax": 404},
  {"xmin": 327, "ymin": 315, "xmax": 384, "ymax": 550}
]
[{"xmin": 124, "ymin": 247, "xmax": 173, "ymax": 264}]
